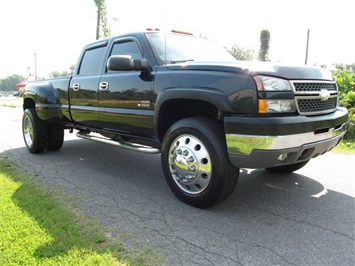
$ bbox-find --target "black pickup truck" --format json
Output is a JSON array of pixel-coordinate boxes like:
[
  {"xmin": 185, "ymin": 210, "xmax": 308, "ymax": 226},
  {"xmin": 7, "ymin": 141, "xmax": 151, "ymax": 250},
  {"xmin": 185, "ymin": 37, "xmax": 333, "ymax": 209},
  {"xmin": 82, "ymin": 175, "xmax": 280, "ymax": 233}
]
[{"xmin": 22, "ymin": 30, "xmax": 348, "ymax": 208}]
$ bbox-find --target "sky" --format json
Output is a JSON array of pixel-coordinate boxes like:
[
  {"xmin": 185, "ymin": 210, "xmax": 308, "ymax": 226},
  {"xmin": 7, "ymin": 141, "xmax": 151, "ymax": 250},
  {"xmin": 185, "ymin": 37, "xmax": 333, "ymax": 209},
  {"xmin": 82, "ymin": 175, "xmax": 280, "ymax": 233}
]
[{"xmin": 0, "ymin": 0, "xmax": 354, "ymax": 79}]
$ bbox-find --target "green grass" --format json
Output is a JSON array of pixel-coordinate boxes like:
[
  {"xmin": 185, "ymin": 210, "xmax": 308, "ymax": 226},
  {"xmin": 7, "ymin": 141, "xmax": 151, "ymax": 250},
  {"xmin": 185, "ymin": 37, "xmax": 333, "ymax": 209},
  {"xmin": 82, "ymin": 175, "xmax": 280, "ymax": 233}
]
[
  {"xmin": 0, "ymin": 97, "xmax": 22, "ymax": 108},
  {"xmin": 333, "ymin": 141, "xmax": 355, "ymax": 154},
  {"xmin": 0, "ymin": 159, "xmax": 162, "ymax": 266}
]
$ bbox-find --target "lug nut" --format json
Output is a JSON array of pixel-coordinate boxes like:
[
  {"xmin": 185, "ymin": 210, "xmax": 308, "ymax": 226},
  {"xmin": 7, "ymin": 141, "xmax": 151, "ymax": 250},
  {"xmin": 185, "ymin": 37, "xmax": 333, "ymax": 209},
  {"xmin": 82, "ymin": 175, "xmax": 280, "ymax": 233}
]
[
  {"xmin": 189, "ymin": 165, "xmax": 196, "ymax": 171},
  {"xmin": 187, "ymin": 156, "xmax": 195, "ymax": 163},
  {"xmin": 187, "ymin": 174, "xmax": 195, "ymax": 180}
]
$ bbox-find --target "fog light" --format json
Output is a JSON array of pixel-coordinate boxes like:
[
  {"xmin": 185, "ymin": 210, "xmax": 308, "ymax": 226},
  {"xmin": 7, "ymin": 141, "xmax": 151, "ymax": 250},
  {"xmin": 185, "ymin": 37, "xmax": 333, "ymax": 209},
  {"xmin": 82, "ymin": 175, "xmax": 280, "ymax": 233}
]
[{"xmin": 278, "ymin": 153, "xmax": 288, "ymax": 161}]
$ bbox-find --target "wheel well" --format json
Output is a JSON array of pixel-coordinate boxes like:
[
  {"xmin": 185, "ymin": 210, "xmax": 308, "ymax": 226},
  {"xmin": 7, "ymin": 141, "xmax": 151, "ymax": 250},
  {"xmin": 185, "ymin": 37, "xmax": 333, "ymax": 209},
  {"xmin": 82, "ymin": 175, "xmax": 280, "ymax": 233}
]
[
  {"xmin": 157, "ymin": 99, "xmax": 221, "ymax": 141},
  {"xmin": 23, "ymin": 98, "xmax": 35, "ymax": 110}
]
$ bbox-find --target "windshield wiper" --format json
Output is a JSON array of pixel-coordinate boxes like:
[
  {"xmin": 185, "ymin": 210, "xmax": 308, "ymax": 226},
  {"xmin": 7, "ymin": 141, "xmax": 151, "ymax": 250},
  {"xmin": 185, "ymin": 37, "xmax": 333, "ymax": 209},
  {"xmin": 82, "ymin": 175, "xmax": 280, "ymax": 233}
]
[{"xmin": 170, "ymin": 59, "xmax": 195, "ymax": 64}]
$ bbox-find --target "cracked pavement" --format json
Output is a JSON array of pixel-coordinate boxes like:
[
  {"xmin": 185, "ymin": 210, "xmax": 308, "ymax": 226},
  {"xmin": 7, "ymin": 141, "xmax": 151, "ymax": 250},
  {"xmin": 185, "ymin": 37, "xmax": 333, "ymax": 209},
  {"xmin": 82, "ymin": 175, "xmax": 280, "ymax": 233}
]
[{"xmin": 1, "ymin": 106, "xmax": 354, "ymax": 265}]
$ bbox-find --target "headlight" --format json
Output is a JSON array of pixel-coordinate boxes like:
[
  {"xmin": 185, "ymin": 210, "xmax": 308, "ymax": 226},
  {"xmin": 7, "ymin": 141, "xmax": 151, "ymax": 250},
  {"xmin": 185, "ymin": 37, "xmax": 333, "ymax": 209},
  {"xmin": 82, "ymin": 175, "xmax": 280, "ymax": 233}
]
[
  {"xmin": 258, "ymin": 99, "xmax": 296, "ymax": 113},
  {"xmin": 254, "ymin": 76, "xmax": 292, "ymax": 91},
  {"xmin": 254, "ymin": 76, "xmax": 295, "ymax": 113}
]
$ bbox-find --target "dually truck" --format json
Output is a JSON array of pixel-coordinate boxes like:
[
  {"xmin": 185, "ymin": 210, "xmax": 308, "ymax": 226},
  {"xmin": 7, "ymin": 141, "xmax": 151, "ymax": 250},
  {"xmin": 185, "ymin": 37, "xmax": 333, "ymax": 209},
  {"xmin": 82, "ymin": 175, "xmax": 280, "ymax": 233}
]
[{"xmin": 22, "ymin": 30, "xmax": 348, "ymax": 208}]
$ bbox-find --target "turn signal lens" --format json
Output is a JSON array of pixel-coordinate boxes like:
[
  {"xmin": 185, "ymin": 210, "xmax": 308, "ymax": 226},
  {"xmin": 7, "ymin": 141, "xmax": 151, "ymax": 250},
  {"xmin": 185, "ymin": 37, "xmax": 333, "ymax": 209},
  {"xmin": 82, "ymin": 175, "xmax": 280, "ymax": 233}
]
[{"xmin": 258, "ymin": 99, "xmax": 267, "ymax": 113}]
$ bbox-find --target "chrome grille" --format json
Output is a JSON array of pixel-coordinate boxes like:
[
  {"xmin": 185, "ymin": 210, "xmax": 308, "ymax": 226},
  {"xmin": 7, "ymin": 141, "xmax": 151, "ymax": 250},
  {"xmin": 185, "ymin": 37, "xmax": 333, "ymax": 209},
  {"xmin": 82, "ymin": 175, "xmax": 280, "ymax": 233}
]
[
  {"xmin": 297, "ymin": 98, "xmax": 337, "ymax": 114},
  {"xmin": 293, "ymin": 82, "xmax": 337, "ymax": 93},
  {"xmin": 291, "ymin": 81, "xmax": 338, "ymax": 115}
]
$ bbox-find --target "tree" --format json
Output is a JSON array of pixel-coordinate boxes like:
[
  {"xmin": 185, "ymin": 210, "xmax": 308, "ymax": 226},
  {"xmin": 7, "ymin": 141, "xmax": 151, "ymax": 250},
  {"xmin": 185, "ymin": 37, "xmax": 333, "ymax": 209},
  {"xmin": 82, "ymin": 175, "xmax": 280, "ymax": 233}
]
[
  {"xmin": 49, "ymin": 65, "xmax": 75, "ymax": 78},
  {"xmin": 69, "ymin": 65, "xmax": 75, "ymax": 75},
  {"xmin": 49, "ymin": 71, "xmax": 70, "ymax": 78},
  {"xmin": 334, "ymin": 63, "xmax": 355, "ymax": 73},
  {"xmin": 0, "ymin": 74, "xmax": 25, "ymax": 92},
  {"xmin": 227, "ymin": 45, "xmax": 255, "ymax": 61},
  {"xmin": 333, "ymin": 64, "xmax": 355, "ymax": 115},
  {"xmin": 332, "ymin": 63, "xmax": 355, "ymax": 141},
  {"xmin": 258, "ymin": 29, "xmax": 270, "ymax": 61},
  {"xmin": 93, "ymin": 0, "xmax": 111, "ymax": 39}
]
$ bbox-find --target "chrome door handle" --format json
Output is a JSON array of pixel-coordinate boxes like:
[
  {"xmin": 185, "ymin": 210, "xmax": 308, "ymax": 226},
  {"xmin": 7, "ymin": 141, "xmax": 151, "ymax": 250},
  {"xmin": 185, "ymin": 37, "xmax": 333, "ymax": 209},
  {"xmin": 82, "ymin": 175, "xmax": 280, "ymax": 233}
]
[
  {"xmin": 73, "ymin": 83, "xmax": 80, "ymax": 91},
  {"xmin": 99, "ymin": 82, "xmax": 109, "ymax": 90}
]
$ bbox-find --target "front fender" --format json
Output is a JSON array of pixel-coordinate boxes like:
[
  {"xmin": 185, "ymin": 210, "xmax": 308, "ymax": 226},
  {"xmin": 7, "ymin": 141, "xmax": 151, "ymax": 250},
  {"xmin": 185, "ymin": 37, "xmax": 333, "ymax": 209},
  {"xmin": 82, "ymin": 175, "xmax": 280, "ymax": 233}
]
[
  {"xmin": 154, "ymin": 87, "xmax": 232, "ymax": 137},
  {"xmin": 24, "ymin": 81, "xmax": 62, "ymax": 123}
]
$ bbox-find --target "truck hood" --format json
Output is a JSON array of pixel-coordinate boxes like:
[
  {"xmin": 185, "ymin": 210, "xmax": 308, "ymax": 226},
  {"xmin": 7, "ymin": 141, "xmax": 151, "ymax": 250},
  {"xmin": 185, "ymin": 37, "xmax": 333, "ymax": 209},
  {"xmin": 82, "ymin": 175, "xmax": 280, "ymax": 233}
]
[{"xmin": 167, "ymin": 61, "xmax": 334, "ymax": 81}]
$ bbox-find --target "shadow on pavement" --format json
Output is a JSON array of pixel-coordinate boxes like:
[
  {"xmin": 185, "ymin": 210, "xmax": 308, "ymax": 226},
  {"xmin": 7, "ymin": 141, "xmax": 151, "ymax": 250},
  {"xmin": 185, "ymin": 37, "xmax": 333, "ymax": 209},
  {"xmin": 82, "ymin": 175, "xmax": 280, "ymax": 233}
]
[{"xmin": 2, "ymin": 138, "xmax": 354, "ymax": 265}]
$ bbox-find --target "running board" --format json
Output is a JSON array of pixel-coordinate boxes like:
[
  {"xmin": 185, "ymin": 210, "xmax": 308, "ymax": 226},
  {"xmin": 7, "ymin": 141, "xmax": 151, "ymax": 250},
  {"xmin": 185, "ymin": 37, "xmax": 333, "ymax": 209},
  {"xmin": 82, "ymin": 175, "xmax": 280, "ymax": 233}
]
[{"xmin": 76, "ymin": 132, "xmax": 161, "ymax": 154}]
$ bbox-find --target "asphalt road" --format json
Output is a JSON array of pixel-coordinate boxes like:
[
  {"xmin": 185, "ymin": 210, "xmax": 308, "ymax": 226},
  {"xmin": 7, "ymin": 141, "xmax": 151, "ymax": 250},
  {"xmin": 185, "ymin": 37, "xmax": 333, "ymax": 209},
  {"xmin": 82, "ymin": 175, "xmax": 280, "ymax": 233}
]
[{"xmin": 1, "ymin": 106, "xmax": 354, "ymax": 266}]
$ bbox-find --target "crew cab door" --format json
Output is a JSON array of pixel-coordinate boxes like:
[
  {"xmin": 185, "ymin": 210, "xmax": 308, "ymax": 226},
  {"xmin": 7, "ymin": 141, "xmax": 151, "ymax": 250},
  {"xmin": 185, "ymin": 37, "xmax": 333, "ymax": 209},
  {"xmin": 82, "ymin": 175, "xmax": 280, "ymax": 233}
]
[
  {"xmin": 69, "ymin": 41, "xmax": 107, "ymax": 127},
  {"xmin": 98, "ymin": 38, "xmax": 155, "ymax": 138}
]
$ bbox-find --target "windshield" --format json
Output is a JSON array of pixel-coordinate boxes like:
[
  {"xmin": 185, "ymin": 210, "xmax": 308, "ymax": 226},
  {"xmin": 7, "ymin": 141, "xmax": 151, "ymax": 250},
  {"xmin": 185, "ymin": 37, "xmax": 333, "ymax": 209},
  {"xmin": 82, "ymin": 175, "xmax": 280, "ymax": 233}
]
[{"xmin": 146, "ymin": 32, "xmax": 236, "ymax": 64}]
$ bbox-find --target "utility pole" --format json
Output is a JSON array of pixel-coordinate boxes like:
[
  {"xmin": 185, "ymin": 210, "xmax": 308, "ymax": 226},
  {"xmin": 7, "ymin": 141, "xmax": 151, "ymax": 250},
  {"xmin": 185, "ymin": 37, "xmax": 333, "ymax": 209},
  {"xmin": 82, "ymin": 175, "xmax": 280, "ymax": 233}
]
[
  {"xmin": 27, "ymin": 67, "xmax": 31, "ymax": 79},
  {"xmin": 305, "ymin": 29, "xmax": 310, "ymax": 65},
  {"xmin": 96, "ymin": 11, "xmax": 100, "ymax": 40},
  {"xmin": 33, "ymin": 53, "xmax": 38, "ymax": 80}
]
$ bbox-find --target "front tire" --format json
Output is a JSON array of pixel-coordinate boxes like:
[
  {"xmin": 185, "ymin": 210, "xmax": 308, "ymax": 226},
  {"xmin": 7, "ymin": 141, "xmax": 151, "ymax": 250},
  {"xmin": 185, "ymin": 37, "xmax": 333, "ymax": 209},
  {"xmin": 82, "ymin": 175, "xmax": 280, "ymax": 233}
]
[
  {"xmin": 161, "ymin": 118, "xmax": 239, "ymax": 208},
  {"xmin": 22, "ymin": 108, "xmax": 47, "ymax": 153}
]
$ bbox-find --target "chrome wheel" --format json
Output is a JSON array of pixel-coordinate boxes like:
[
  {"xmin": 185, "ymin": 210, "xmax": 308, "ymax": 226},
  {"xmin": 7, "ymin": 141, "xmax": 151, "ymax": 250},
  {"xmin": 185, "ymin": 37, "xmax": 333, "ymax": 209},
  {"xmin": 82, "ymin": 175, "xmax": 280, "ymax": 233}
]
[
  {"xmin": 168, "ymin": 134, "xmax": 212, "ymax": 194},
  {"xmin": 162, "ymin": 118, "xmax": 239, "ymax": 208},
  {"xmin": 23, "ymin": 115, "xmax": 34, "ymax": 148},
  {"xmin": 22, "ymin": 108, "xmax": 47, "ymax": 154}
]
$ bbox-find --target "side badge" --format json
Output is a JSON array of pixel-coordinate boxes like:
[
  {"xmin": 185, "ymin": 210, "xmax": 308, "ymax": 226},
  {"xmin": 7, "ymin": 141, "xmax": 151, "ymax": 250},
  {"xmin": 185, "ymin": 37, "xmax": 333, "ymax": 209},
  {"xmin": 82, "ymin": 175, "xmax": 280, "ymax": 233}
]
[{"xmin": 137, "ymin": 100, "xmax": 151, "ymax": 107}]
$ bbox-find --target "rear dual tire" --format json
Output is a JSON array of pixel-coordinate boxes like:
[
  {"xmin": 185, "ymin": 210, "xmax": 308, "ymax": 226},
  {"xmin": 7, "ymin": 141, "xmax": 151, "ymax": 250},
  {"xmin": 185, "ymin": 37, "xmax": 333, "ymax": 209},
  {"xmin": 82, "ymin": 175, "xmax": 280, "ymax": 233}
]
[
  {"xmin": 22, "ymin": 108, "xmax": 64, "ymax": 153},
  {"xmin": 46, "ymin": 124, "xmax": 64, "ymax": 151}
]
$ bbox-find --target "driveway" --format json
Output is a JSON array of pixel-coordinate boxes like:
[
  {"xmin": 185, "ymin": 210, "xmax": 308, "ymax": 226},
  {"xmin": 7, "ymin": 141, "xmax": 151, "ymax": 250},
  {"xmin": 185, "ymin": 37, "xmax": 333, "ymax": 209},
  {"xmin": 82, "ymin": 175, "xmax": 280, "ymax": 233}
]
[{"xmin": 1, "ymin": 106, "xmax": 354, "ymax": 265}]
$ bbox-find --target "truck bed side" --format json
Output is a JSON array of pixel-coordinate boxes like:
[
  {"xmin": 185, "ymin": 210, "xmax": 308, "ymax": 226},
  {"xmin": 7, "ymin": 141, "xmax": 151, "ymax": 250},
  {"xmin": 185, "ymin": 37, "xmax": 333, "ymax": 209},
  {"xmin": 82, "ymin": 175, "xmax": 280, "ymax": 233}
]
[{"xmin": 23, "ymin": 77, "xmax": 72, "ymax": 123}]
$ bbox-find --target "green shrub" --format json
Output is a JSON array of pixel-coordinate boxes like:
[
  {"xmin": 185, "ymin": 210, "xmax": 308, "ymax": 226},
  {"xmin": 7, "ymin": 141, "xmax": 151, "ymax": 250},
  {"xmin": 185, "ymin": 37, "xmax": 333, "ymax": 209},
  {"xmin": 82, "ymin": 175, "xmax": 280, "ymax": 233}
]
[
  {"xmin": 344, "ymin": 116, "xmax": 355, "ymax": 141},
  {"xmin": 332, "ymin": 64, "xmax": 355, "ymax": 142}
]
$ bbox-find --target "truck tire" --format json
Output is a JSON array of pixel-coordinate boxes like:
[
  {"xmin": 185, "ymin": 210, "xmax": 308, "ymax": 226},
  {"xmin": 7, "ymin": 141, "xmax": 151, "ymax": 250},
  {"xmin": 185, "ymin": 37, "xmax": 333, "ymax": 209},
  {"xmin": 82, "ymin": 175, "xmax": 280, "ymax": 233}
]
[
  {"xmin": 265, "ymin": 160, "xmax": 309, "ymax": 173},
  {"xmin": 46, "ymin": 124, "xmax": 64, "ymax": 151},
  {"xmin": 22, "ymin": 108, "xmax": 48, "ymax": 154},
  {"xmin": 161, "ymin": 117, "xmax": 239, "ymax": 208}
]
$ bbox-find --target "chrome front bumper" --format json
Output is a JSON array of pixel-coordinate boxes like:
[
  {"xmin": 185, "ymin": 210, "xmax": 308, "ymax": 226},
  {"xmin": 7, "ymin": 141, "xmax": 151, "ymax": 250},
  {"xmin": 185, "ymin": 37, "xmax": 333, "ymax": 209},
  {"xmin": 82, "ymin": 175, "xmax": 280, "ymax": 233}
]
[
  {"xmin": 226, "ymin": 122, "xmax": 347, "ymax": 156},
  {"xmin": 224, "ymin": 108, "xmax": 348, "ymax": 169}
]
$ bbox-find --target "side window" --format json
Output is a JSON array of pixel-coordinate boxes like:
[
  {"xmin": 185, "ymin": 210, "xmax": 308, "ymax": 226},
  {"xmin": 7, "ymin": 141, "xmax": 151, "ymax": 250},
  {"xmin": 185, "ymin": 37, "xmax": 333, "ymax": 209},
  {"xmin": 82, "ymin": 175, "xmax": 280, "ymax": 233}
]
[
  {"xmin": 110, "ymin": 40, "xmax": 142, "ymax": 60},
  {"xmin": 78, "ymin": 46, "xmax": 106, "ymax": 75}
]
